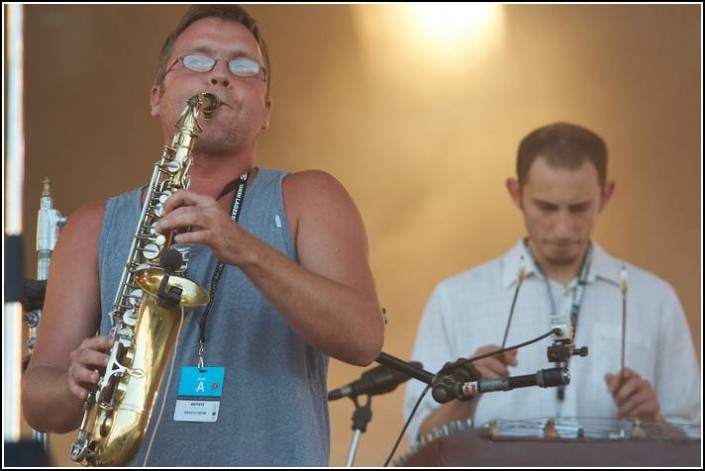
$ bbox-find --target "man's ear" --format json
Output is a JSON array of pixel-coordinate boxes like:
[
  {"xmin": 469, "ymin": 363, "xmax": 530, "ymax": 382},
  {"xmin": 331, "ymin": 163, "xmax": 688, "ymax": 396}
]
[
  {"xmin": 599, "ymin": 180, "xmax": 616, "ymax": 212},
  {"xmin": 506, "ymin": 178, "xmax": 522, "ymax": 209},
  {"xmin": 261, "ymin": 96, "xmax": 273, "ymax": 130},
  {"xmin": 150, "ymin": 85, "xmax": 161, "ymax": 117}
]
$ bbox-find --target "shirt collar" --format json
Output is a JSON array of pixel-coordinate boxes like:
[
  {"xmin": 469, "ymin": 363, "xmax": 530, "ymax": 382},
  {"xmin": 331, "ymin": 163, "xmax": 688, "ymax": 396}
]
[
  {"xmin": 501, "ymin": 239, "xmax": 623, "ymax": 289},
  {"xmin": 501, "ymin": 240, "xmax": 535, "ymax": 289},
  {"xmin": 589, "ymin": 242, "xmax": 623, "ymax": 287}
]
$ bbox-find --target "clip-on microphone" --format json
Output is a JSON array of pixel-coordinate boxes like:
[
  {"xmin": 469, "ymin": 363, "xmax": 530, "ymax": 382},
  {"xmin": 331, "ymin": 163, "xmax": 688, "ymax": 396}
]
[{"xmin": 156, "ymin": 249, "xmax": 184, "ymax": 307}]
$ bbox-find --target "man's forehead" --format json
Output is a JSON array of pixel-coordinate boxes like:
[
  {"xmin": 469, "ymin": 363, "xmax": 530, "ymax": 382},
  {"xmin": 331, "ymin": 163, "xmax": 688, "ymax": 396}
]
[
  {"xmin": 174, "ymin": 18, "xmax": 261, "ymax": 56},
  {"xmin": 525, "ymin": 158, "xmax": 600, "ymax": 184}
]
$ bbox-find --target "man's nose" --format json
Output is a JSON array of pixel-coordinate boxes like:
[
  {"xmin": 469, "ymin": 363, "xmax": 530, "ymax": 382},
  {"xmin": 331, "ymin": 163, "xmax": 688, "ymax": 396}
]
[
  {"xmin": 208, "ymin": 60, "xmax": 231, "ymax": 87},
  {"xmin": 554, "ymin": 211, "xmax": 575, "ymax": 237}
]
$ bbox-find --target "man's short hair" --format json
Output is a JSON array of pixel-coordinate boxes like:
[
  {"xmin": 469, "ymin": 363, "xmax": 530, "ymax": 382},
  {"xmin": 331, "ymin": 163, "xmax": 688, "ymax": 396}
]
[
  {"xmin": 517, "ymin": 122, "xmax": 608, "ymax": 188},
  {"xmin": 154, "ymin": 5, "xmax": 270, "ymax": 98}
]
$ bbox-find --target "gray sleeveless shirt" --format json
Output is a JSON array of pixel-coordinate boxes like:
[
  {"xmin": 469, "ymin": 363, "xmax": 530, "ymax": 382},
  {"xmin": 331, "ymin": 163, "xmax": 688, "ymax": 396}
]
[{"xmin": 99, "ymin": 168, "xmax": 330, "ymax": 466}]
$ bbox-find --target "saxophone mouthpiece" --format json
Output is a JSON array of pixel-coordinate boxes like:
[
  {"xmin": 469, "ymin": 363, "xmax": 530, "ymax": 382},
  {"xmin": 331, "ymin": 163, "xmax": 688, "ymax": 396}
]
[
  {"xmin": 202, "ymin": 92, "xmax": 220, "ymax": 111},
  {"xmin": 189, "ymin": 92, "xmax": 219, "ymax": 111},
  {"xmin": 189, "ymin": 92, "xmax": 219, "ymax": 119}
]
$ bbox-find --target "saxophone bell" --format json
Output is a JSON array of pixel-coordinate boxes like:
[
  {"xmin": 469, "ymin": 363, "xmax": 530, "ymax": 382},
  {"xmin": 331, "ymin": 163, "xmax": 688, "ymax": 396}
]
[{"xmin": 134, "ymin": 267, "xmax": 209, "ymax": 308}]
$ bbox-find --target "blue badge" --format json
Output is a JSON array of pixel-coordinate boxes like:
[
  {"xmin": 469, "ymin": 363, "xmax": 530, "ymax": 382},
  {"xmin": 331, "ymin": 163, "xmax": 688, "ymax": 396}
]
[{"xmin": 177, "ymin": 366, "xmax": 225, "ymax": 397}]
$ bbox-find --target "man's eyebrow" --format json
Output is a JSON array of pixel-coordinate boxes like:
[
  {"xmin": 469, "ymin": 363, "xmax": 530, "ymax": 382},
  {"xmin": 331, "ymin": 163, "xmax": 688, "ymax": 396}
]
[
  {"xmin": 531, "ymin": 198, "xmax": 558, "ymax": 208},
  {"xmin": 569, "ymin": 201, "xmax": 593, "ymax": 208},
  {"xmin": 184, "ymin": 45, "xmax": 259, "ymax": 60},
  {"xmin": 530, "ymin": 198, "xmax": 593, "ymax": 209}
]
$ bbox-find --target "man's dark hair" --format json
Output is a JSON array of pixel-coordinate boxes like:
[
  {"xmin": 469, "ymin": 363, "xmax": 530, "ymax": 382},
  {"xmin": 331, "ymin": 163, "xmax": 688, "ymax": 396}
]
[
  {"xmin": 154, "ymin": 5, "xmax": 270, "ymax": 97},
  {"xmin": 517, "ymin": 122, "xmax": 608, "ymax": 188}
]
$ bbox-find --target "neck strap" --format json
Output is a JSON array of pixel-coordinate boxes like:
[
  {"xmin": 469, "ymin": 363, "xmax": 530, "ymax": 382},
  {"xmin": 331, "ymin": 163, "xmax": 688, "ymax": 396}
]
[{"xmin": 196, "ymin": 170, "xmax": 249, "ymax": 368}]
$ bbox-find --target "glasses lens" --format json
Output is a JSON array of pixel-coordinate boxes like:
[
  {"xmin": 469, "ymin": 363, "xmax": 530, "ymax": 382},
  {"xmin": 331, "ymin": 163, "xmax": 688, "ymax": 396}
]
[
  {"xmin": 182, "ymin": 54, "xmax": 215, "ymax": 72},
  {"xmin": 228, "ymin": 58, "xmax": 261, "ymax": 77}
]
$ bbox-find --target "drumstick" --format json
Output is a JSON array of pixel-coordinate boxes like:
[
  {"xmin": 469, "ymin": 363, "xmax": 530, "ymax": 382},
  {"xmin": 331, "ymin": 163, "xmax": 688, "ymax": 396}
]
[
  {"xmin": 619, "ymin": 266, "xmax": 628, "ymax": 385},
  {"xmin": 501, "ymin": 255, "xmax": 525, "ymax": 350}
]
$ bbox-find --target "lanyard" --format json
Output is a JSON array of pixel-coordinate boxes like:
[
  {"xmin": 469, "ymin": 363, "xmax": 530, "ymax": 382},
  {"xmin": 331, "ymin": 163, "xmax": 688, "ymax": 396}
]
[
  {"xmin": 196, "ymin": 171, "xmax": 249, "ymax": 368},
  {"xmin": 523, "ymin": 239, "xmax": 592, "ymax": 338},
  {"xmin": 523, "ymin": 239, "xmax": 592, "ymax": 403}
]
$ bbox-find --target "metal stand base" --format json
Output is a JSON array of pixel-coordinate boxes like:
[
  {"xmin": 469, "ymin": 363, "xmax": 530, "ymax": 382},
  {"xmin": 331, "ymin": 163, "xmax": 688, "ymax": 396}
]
[
  {"xmin": 344, "ymin": 395, "xmax": 372, "ymax": 467},
  {"xmin": 4, "ymin": 441, "xmax": 52, "ymax": 467}
]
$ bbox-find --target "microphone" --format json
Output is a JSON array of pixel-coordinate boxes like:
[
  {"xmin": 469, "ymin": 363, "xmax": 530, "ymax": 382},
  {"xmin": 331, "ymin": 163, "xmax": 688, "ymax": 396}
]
[
  {"xmin": 156, "ymin": 249, "xmax": 185, "ymax": 307},
  {"xmin": 328, "ymin": 362, "xmax": 422, "ymax": 401},
  {"xmin": 432, "ymin": 366, "xmax": 570, "ymax": 404},
  {"xmin": 159, "ymin": 248, "xmax": 184, "ymax": 273},
  {"xmin": 21, "ymin": 279, "xmax": 47, "ymax": 312}
]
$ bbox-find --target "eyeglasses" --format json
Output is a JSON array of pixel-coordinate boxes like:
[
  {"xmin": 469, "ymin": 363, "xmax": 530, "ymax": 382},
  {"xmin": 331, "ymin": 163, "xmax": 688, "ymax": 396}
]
[{"xmin": 167, "ymin": 54, "xmax": 266, "ymax": 80}]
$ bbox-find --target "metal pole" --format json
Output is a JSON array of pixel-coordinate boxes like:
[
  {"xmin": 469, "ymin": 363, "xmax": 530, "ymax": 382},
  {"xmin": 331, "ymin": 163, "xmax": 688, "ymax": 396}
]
[
  {"xmin": 344, "ymin": 429, "xmax": 362, "ymax": 467},
  {"xmin": 4, "ymin": 2, "xmax": 26, "ymax": 443},
  {"xmin": 28, "ymin": 178, "xmax": 66, "ymax": 448}
]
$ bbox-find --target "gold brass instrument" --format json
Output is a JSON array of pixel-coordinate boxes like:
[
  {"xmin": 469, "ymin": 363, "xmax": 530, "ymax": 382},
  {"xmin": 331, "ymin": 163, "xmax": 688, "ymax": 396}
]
[{"xmin": 70, "ymin": 93, "xmax": 218, "ymax": 466}]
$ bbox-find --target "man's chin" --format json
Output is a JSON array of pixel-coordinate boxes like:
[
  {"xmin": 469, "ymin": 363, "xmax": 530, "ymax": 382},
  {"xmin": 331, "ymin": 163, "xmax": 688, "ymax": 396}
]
[
  {"xmin": 545, "ymin": 256, "xmax": 579, "ymax": 267},
  {"xmin": 543, "ymin": 247, "xmax": 581, "ymax": 267}
]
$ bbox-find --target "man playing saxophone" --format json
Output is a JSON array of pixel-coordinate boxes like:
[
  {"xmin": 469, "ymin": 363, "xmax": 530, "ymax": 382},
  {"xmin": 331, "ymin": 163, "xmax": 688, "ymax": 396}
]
[{"xmin": 22, "ymin": 5, "xmax": 384, "ymax": 467}]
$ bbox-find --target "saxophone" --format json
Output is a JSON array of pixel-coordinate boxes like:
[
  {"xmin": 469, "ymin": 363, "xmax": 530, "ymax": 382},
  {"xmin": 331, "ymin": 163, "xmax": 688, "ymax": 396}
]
[{"xmin": 70, "ymin": 92, "xmax": 218, "ymax": 466}]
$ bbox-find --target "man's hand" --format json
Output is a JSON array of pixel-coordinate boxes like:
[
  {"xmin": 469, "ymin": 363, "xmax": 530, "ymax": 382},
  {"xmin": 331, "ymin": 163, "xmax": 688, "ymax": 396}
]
[
  {"xmin": 471, "ymin": 344, "xmax": 518, "ymax": 379},
  {"xmin": 605, "ymin": 368, "xmax": 663, "ymax": 422},
  {"xmin": 68, "ymin": 335, "xmax": 113, "ymax": 400},
  {"xmin": 156, "ymin": 190, "xmax": 245, "ymax": 264},
  {"xmin": 416, "ymin": 345, "xmax": 518, "ymax": 438}
]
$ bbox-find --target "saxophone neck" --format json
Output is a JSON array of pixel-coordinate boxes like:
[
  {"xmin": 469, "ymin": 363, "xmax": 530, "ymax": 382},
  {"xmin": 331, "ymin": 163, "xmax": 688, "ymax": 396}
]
[{"xmin": 169, "ymin": 92, "xmax": 220, "ymax": 162}]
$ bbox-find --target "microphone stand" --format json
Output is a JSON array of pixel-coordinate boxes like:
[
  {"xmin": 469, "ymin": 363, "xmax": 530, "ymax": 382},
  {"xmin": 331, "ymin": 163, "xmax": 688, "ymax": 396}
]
[
  {"xmin": 341, "ymin": 351, "xmax": 571, "ymax": 466},
  {"xmin": 339, "ymin": 353, "xmax": 433, "ymax": 467},
  {"xmin": 377, "ymin": 350, "xmax": 572, "ymax": 403},
  {"xmin": 376, "ymin": 352, "xmax": 434, "ymax": 385},
  {"xmin": 344, "ymin": 395, "xmax": 373, "ymax": 467}
]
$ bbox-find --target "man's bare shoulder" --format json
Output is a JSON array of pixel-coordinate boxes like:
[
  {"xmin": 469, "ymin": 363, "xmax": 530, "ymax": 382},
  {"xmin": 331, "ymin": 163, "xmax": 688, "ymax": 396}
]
[
  {"xmin": 283, "ymin": 169, "xmax": 345, "ymax": 194},
  {"xmin": 282, "ymin": 170, "xmax": 355, "ymax": 209},
  {"xmin": 60, "ymin": 200, "xmax": 106, "ymax": 241}
]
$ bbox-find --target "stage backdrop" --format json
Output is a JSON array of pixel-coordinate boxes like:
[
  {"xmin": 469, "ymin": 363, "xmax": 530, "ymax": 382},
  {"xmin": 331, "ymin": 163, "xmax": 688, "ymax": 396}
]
[{"xmin": 15, "ymin": 4, "xmax": 700, "ymax": 466}]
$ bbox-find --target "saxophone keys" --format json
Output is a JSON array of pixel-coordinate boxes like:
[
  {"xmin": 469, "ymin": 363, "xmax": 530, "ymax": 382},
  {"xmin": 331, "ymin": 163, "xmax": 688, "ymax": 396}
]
[
  {"xmin": 130, "ymin": 263, "xmax": 150, "ymax": 273},
  {"xmin": 114, "ymin": 379, "xmax": 129, "ymax": 403},
  {"xmin": 141, "ymin": 243, "xmax": 160, "ymax": 260},
  {"xmin": 115, "ymin": 326, "xmax": 134, "ymax": 342},
  {"xmin": 122, "ymin": 308, "xmax": 137, "ymax": 327},
  {"xmin": 158, "ymin": 191, "xmax": 172, "ymax": 204},
  {"xmin": 128, "ymin": 289, "xmax": 143, "ymax": 305},
  {"xmin": 153, "ymin": 204, "xmax": 165, "ymax": 218},
  {"xmin": 163, "ymin": 160, "xmax": 181, "ymax": 174}
]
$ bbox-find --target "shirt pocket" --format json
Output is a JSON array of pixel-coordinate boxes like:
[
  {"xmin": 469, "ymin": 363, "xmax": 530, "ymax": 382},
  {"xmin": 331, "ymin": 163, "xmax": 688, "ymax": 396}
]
[{"xmin": 591, "ymin": 321, "xmax": 654, "ymax": 382}]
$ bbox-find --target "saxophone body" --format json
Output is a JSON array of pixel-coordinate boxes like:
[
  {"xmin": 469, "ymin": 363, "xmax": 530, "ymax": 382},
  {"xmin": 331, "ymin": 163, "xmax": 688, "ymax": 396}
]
[{"xmin": 70, "ymin": 93, "xmax": 218, "ymax": 466}]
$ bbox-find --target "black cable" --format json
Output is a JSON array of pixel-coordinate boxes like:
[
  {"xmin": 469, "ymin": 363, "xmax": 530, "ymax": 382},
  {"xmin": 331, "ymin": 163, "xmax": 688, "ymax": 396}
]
[
  {"xmin": 501, "ymin": 256, "xmax": 526, "ymax": 349},
  {"xmin": 500, "ymin": 268, "xmax": 525, "ymax": 349},
  {"xmin": 381, "ymin": 327, "xmax": 560, "ymax": 467},
  {"xmin": 382, "ymin": 384, "xmax": 431, "ymax": 467},
  {"xmin": 436, "ymin": 328, "xmax": 561, "ymax": 377}
]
